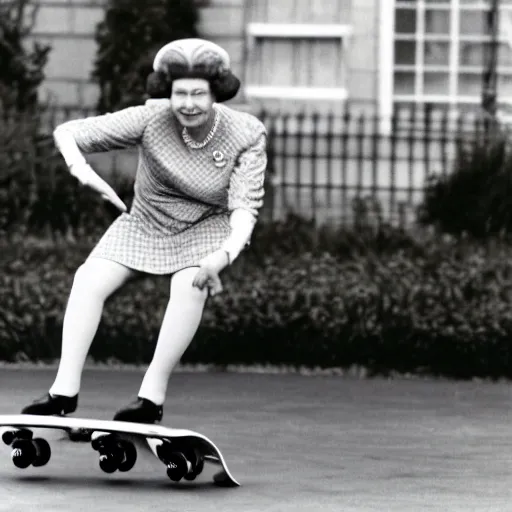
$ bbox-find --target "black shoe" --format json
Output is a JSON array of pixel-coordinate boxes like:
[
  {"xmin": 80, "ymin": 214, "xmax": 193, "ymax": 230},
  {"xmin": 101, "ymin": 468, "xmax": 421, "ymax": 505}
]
[
  {"xmin": 113, "ymin": 397, "xmax": 163, "ymax": 424},
  {"xmin": 21, "ymin": 393, "xmax": 78, "ymax": 416}
]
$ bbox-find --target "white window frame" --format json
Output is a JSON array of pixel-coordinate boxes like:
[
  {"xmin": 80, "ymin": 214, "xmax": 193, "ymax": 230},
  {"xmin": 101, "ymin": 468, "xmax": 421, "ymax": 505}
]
[
  {"xmin": 380, "ymin": 0, "xmax": 512, "ymax": 119},
  {"xmin": 244, "ymin": 22, "xmax": 352, "ymax": 101},
  {"xmin": 379, "ymin": 0, "xmax": 396, "ymax": 122}
]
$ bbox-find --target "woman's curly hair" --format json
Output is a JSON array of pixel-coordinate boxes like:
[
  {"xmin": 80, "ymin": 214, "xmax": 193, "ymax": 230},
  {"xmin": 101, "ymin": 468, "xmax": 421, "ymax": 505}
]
[{"xmin": 145, "ymin": 61, "xmax": 240, "ymax": 102}]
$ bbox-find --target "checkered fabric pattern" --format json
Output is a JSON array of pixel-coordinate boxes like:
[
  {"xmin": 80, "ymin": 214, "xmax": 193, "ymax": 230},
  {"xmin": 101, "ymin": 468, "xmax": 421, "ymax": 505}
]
[{"xmin": 59, "ymin": 102, "xmax": 267, "ymax": 274}]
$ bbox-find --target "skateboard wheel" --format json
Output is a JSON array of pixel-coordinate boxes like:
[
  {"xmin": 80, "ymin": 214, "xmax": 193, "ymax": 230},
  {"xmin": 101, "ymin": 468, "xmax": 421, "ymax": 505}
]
[
  {"xmin": 99, "ymin": 452, "xmax": 119, "ymax": 473},
  {"xmin": 98, "ymin": 441, "xmax": 124, "ymax": 473},
  {"xmin": 166, "ymin": 452, "xmax": 190, "ymax": 482},
  {"xmin": 117, "ymin": 440, "xmax": 137, "ymax": 472},
  {"xmin": 184, "ymin": 454, "xmax": 205, "ymax": 481},
  {"xmin": 11, "ymin": 440, "xmax": 36, "ymax": 469},
  {"xmin": 31, "ymin": 438, "xmax": 51, "ymax": 467},
  {"xmin": 2, "ymin": 431, "xmax": 15, "ymax": 446},
  {"xmin": 3, "ymin": 429, "xmax": 32, "ymax": 446}
]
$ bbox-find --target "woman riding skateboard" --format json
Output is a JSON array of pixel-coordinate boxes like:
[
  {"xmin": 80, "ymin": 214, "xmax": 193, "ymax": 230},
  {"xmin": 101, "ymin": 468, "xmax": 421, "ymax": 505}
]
[{"xmin": 20, "ymin": 38, "xmax": 267, "ymax": 424}]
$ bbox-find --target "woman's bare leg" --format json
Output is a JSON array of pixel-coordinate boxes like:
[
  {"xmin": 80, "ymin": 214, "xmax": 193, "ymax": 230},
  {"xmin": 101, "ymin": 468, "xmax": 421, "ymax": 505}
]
[{"xmin": 49, "ymin": 258, "xmax": 138, "ymax": 397}]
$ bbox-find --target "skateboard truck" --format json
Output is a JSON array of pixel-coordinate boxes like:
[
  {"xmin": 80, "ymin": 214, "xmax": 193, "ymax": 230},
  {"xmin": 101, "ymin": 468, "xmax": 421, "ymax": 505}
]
[{"xmin": 91, "ymin": 433, "xmax": 137, "ymax": 473}]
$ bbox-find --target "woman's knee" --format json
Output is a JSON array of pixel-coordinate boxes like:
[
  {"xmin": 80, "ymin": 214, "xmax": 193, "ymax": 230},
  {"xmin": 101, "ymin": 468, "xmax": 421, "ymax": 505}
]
[
  {"xmin": 171, "ymin": 267, "xmax": 208, "ymax": 303},
  {"xmin": 72, "ymin": 258, "xmax": 133, "ymax": 299}
]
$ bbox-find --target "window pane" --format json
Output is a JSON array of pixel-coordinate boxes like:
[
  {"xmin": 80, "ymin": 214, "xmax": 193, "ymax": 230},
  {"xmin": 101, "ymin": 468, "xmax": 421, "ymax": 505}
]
[
  {"xmin": 424, "ymin": 72, "xmax": 449, "ymax": 94},
  {"xmin": 499, "ymin": 74, "xmax": 512, "ymax": 97},
  {"xmin": 460, "ymin": 0, "xmax": 508, "ymax": 3},
  {"xmin": 457, "ymin": 73, "xmax": 482, "ymax": 95},
  {"xmin": 460, "ymin": 42, "xmax": 512, "ymax": 68},
  {"xmin": 461, "ymin": 0, "xmax": 512, "ymax": 4},
  {"xmin": 392, "ymin": 2, "xmax": 511, "ymax": 102},
  {"xmin": 395, "ymin": 40, "xmax": 416, "ymax": 65},
  {"xmin": 500, "ymin": 45, "xmax": 512, "ymax": 67},
  {"xmin": 395, "ymin": 9, "xmax": 416, "ymax": 34},
  {"xmin": 459, "ymin": 41, "xmax": 484, "ymax": 66},
  {"xmin": 309, "ymin": 40, "xmax": 341, "ymax": 87},
  {"xmin": 394, "ymin": 71, "xmax": 415, "ymax": 94},
  {"xmin": 425, "ymin": 9, "xmax": 450, "ymax": 35},
  {"xmin": 460, "ymin": 10, "xmax": 488, "ymax": 36},
  {"xmin": 424, "ymin": 41, "xmax": 450, "ymax": 66}
]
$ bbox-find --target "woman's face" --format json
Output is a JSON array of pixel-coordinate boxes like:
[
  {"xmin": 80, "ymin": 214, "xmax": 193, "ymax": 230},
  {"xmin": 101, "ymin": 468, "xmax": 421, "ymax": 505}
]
[{"xmin": 170, "ymin": 78, "xmax": 214, "ymax": 129}]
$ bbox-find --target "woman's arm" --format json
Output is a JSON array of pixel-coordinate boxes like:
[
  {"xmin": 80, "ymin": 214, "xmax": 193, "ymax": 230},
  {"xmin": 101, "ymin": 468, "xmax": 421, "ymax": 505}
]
[
  {"xmin": 221, "ymin": 132, "xmax": 267, "ymax": 263},
  {"xmin": 192, "ymin": 130, "xmax": 267, "ymax": 295},
  {"xmin": 53, "ymin": 105, "xmax": 157, "ymax": 210}
]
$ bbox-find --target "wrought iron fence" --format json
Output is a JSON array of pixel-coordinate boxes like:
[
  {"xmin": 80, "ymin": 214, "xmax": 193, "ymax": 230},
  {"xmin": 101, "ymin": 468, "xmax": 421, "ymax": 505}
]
[
  {"xmin": 1, "ymin": 104, "xmax": 502, "ymax": 228},
  {"xmin": 258, "ymin": 105, "xmax": 499, "ymax": 226}
]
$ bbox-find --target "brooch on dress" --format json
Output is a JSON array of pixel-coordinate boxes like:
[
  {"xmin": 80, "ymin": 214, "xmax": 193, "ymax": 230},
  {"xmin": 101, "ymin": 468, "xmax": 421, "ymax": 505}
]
[{"xmin": 212, "ymin": 150, "xmax": 227, "ymax": 168}]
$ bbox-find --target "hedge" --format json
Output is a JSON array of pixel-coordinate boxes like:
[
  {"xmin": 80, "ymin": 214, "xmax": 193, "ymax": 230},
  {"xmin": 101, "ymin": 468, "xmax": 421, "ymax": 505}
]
[{"xmin": 2, "ymin": 221, "xmax": 512, "ymax": 380}]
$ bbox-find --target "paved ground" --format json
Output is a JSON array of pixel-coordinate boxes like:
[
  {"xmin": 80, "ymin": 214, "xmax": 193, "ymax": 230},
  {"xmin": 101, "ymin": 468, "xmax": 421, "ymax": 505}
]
[{"xmin": 0, "ymin": 368, "xmax": 511, "ymax": 511}]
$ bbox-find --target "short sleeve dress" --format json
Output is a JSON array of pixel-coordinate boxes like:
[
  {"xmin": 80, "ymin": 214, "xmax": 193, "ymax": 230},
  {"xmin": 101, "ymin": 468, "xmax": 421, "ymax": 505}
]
[{"xmin": 58, "ymin": 102, "xmax": 267, "ymax": 274}]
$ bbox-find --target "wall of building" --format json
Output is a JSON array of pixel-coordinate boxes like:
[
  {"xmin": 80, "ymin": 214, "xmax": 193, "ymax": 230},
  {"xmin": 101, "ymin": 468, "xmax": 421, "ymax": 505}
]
[
  {"xmin": 240, "ymin": 0, "xmax": 380, "ymax": 114},
  {"xmin": 28, "ymin": 0, "xmax": 247, "ymax": 109},
  {"xmin": 27, "ymin": 0, "xmax": 381, "ymax": 112}
]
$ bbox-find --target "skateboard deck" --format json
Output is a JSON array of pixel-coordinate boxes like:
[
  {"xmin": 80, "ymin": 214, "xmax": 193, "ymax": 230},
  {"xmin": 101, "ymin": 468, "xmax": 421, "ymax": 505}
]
[{"xmin": 0, "ymin": 414, "xmax": 239, "ymax": 487}]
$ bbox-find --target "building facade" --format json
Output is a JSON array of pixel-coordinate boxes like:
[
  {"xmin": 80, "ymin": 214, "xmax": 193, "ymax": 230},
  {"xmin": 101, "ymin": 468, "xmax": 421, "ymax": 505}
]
[
  {"xmin": 28, "ymin": 0, "xmax": 373, "ymax": 114},
  {"xmin": 384, "ymin": 0, "xmax": 512, "ymax": 117},
  {"xmin": 28, "ymin": 0, "xmax": 512, "ymax": 116},
  {"xmin": 23, "ymin": 0, "xmax": 512, "ymax": 224}
]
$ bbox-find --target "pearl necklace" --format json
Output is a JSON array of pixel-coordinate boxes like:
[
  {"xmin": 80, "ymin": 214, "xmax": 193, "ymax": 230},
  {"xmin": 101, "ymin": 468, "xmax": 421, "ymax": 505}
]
[{"xmin": 181, "ymin": 109, "xmax": 219, "ymax": 150}]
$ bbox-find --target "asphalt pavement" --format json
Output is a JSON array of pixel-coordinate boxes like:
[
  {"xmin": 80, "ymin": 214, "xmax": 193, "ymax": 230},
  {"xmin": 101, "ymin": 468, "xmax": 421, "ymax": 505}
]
[{"xmin": 0, "ymin": 367, "xmax": 511, "ymax": 512}]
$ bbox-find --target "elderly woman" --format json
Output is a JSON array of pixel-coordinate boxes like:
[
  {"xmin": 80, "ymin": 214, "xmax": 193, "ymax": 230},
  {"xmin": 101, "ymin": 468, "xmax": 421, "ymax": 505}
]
[{"xmin": 21, "ymin": 39, "xmax": 267, "ymax": 424}]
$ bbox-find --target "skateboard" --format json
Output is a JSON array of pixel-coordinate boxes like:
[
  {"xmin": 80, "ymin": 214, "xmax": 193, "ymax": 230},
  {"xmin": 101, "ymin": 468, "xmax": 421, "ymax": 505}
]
[{"xmin": 0, "ymin": 414, "xmax": 239, "ymax": 487}]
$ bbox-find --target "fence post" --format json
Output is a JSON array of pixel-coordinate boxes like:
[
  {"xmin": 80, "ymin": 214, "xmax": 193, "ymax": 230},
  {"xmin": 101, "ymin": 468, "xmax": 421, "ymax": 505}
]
[
  {"xmin": 406, "ymin": 105, "xmax": 417, "ymax": 206},
  {"xmin": 371, "ymin": 110, "xmax": 380, "ymax": 200},
  {"xmin": 261, "ymin": 109, "xmax": 276, "ymax": 222},
  {"xmin": 295, "ymin": 112, "xmax": 305, "ymax": 216},
  {"xmin": 326, "ymin": 112, "xmax": 334, "ymax": 219},
  {"xmin": 356, "ymin": 112, "xmax": 365, "ymax": 199},
  {"xmin": 311, "ymin": 112, "xmax": 319, "ymax": 223},
  {"xmin": 281, "ymin": 112, "xmax": 290, "ymax": 219},
  {"xmin": 389, "ymin": 107, "xmax": 398, "ymax": 222},
  {"xmin": 423, "ymin": 105, "xmax": 432, "ymax": 201},
  {"xmin": 341, "ymin": 107, "xmax": 351, "ymax": 224},
  {"xmin": 439, "ymin": 108, "xmax": 449, "ymax": 177}
]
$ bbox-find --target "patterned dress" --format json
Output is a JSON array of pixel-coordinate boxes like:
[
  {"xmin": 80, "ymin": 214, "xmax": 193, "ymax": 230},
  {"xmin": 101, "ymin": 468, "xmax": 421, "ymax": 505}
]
[{"xmin": 59, "ymin": 102, "xmax": 267, "ymax": 274}]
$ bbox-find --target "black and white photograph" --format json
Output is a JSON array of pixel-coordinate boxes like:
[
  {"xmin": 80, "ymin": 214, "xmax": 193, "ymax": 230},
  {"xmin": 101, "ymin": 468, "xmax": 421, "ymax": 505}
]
[{"xmin": 1, "ymin": 0, "xmax": 511, "ymax": 510}]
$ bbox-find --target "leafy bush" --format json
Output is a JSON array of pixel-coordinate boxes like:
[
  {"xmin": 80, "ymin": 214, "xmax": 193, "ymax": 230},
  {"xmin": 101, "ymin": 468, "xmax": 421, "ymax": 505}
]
[
  {"xmin": 92, "ymin": 0, "xmax": 200, "ymax": 113},
  {"xmin": 0, "ymin": 0, "xmax": 51, "ymax": 111},
  {"xmin": 418, "ymin": 130, "xmax": 512, "ymax": 239},
  {"xmin": 0, "ymin": 110, "xmax": 134, "ymax": 240},
  {"xmin": 2, "ymin": 225, "xmax": 512, "ymax": 380}
]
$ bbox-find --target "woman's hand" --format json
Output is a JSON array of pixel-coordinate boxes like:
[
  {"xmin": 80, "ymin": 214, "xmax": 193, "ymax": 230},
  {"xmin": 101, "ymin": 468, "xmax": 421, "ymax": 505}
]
[
  {"xmin": 69, "ymin": 162, "xmax": 127, "ymax": 212},
  {"xmin": 192, "ymin": 250, "xmax": 230, "ymax": 296}
]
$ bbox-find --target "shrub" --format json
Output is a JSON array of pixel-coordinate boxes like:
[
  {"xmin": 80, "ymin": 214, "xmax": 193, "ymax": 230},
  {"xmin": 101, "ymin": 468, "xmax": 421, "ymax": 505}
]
[
  {"xmin": 2, "ymin": 225, "xmax": 512, "ymax": 380},
  {"xmin": 418, "ymin": 130, "xmax": 512, "ymax": 239},
  {"xmin": 0, "ymin": 111, "xmax": 134, "ymax": 241},
  {"xmin": 0, "ymin": 0, "xmax": 51, "ymax": 111}
]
